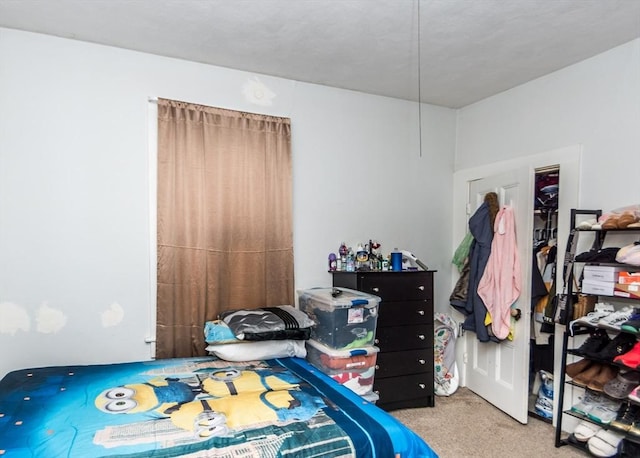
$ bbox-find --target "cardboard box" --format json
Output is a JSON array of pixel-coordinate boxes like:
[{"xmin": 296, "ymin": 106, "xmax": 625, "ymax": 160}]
[
  {"xmin": 583, "ymin": 265, "xmax": 625, "ymax": 282},
  {"xmin": 581, "ymin": 279, "xmax": 615, "ymax": 296},
  {"xmin": 614, "ymin": 283, "xmax": 640, "ymax": 300},
  {"xmin": 618, "ymin": 271, "xmax": 640, "ymax": 285}
]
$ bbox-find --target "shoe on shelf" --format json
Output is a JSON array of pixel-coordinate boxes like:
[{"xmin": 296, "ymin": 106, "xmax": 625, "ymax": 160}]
[
  {"xmin": 613, "ymin": 341, "xmax": 640, "ymax": 369},
  {"xmin": 571, "ymin": 328, "xmax": 611, "ymax": 356},
  {"xmin": 587, "ymin": 428, "xmax": 625, "ymax": 457},
  {"xmin": 619, "ymin": 438, "xmax": 640, "ymax": 458},
  {"xmin": 587, "ymin": 364, "xmax": 619, "ymax": 392},
  {"xmin": 572, "ymin": 363, "xmax": 603, "ymax": 387},
  {"xmin": 569, "ymin": 303, "xmax": 615, "ymax": 335},
  {"xmin": 628, "ymin": 384, "xmax": 640, "ymax": 404},
  {"xmin": 610, "ymin": 401, "xmax": 640, "ymax": 432},
  {"xmin": 598, "ymin": 306, "xmax": 635, "ymax": 331},
  {"xmin": 587, "ymin": 398, "xmax": 623, "ymax": 425},
  {"xmin": 573, "ymin": 419, "xmax": 602, "ymax": 442},
  {"xmin": 628, "ymin": 416, "xmax": 640, "ymax": 437},
  {"xmin": 620, "ymin": 309, "xmax": 640, "ymax": 334},
  {"xmin": 604, "ymin": 370, "xmax": 640, "ymax": 399},
  {"xmin": 571, "ymin": 390, "xmax": 605, "ymax": 416},
  {"xmin": 566, "ymin": 358, "xmax": 592, "ymax": 379},
  {"xmin": 590, "ymin": 332, "xmax": 638, "ymax": 361}
]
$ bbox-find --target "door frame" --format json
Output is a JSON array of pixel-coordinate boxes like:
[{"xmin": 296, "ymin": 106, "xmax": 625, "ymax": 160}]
[{"xmin": 452, "ymin": 145, "xmax": 581, "ymax": 425}]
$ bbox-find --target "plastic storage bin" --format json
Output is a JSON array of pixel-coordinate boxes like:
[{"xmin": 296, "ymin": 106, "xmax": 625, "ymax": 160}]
[
  {"xmin": 330, "ymin": 367, "xmax": 376, "ymax": 396},
  {"xmin": 298, "ymin": 287, "xmax": 381, "ymax": 349},
  {"xmin": 362, "ymin": 391, "xmax": 380, "ymax": 404},
  {"xmin": 306, "ymin": 339, "xmax": 379, "ymax": 373}
]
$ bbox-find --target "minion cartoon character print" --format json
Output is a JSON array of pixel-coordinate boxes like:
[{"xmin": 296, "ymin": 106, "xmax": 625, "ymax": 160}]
[{"xmin": 94, "ymin": 365, "xmax": 325, "ymax": 439}]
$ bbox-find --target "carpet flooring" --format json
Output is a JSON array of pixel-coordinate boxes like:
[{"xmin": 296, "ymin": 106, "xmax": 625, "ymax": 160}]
[{"xmin": 390, "ymin": 387, "xmax": 585, "ymax": 457}]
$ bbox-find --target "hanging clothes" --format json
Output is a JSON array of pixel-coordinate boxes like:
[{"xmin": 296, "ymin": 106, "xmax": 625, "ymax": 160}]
[
  {"xmin": 450, "ymin": 196, "xmax": 495, "ymax": 342},
  {"xmin": 477, "ymin": 206, "xmax": 522, "ymax": 341}
]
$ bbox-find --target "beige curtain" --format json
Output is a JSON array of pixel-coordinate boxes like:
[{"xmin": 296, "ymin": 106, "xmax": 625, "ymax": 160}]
[{"xmin": 156, "ymin": 98, "xmax": 293, "ymax": 358}]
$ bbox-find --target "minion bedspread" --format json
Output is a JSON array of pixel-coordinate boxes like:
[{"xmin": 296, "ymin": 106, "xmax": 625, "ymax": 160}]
[{"xmin": 0, "ymin": 356, "xmax": 437, "ymax": 457}]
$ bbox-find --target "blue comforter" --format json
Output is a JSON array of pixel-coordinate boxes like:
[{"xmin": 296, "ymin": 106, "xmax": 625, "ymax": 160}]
[{"xmin": 0, "ymin": 356, "xmax": 437, "ymax": 457}]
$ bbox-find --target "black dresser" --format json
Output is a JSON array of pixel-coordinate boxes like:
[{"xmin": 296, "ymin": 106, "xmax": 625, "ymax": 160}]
[{"xmin": 332, "ymin": 270, "xmax": 435, "ymax": 410}]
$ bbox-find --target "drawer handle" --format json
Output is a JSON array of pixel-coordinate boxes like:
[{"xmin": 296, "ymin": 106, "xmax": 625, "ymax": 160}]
[
  {"xmin": 417, "ymin": 310, "xmax": 425, "ymax": 315},
  {"xmin": 418, "ymin": 285, "xmax": 425, "ymax": 291},
  {"xmin": 417, "ymin": 334, "xmax": 425, "ymax": 340},
  {"xmin": 374, "ymin": 339, "xmax": 379, "ymax": 344},
  {"xmin": 418, "ymin": 359, "xmax": 426, "ymax": 365},
  {"xmin": 372, "ymin": 287, "xmax": 380, "ymax": 292},
  {"xmin": 418, "ymin": 383, "xmax": 426, "ymax": 389}
]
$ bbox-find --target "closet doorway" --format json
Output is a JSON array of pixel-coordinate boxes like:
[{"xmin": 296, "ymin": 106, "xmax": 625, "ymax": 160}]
[
  {"xmin": 452, "ymin": 145, "xmax": 580, "ymax": 425},
  {"xmin": 529, "ymin": 166, "xmax": 560, "ymax": 422}
]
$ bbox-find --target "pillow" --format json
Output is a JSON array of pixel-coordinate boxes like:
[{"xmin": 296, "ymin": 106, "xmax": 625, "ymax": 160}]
[
  {"xmin": 220, "ymin": 305, "xmax": 314, "ymax": 341},
  {"xmin": 204, "ymin": 320, "xmax": 241, "ymax": 344},
  {"xmin": 206, "ymin": 340, "xmax": 306, "ymax": 362}
]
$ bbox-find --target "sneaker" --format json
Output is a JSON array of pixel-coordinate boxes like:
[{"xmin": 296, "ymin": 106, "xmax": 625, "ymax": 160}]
[
  {"xmin": 629, "ymin": 417, "xmax": 640, "ymax": 438},
  {"xmin": 614, "ymin": 341, "xmax": 640, "ymax": 369},
  {"xmin": 621, "ymin": 309, "xmax": 640, "ymax": 334},
  {"xmin": 590, "ymin": 332, "xmax": 638, "ymax": 361},
  {"xmin": 571, "ymin": 328, "xmax": 611, "ymax": 356},
  {"xmin": 571, "ymin": 390, "xmax": 605, "ymax": 416},
  {"xmin": 629, "ymin": 384, "xmax": 640, "ymax": 404},
  {"xmin": 620, "ymin": 438, "xmax": 640, "ymax": 458},
  {"xmin": 587, "ymin": 398, "xmax": 622, "ymax": 424},
  {"xmin": 570, "ymin": 303, "xmax": 615, "ymax": 335},
  {"xmin": 610, "ymin": 401, "xmax": 640, "ymax": 432},
  {"xmin": 598, "ymin": 306, "xmax": 635, "ymax": 331}
]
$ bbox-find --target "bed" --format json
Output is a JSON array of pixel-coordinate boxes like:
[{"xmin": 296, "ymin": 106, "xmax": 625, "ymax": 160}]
[{"xmin": 0, "ymin": 355, "xmax": 437, "ymax": 457}]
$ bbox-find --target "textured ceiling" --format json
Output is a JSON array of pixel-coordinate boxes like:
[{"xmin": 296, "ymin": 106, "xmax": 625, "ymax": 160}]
[{"xmin": 1, "ymin": 0, "xmax": 639, "ymax": 108}]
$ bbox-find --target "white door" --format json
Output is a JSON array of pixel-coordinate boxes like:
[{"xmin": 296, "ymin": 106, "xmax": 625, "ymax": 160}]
[
  {"xmin": 453, "ymin": 145, "xmax": 581, "ymax": 425},
  {"xmin": 465, "ymin": 167, "xmax": 533, "ymax": 424}
]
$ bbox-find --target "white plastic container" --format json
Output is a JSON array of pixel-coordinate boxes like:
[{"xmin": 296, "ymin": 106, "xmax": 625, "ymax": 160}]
[
  {"xmin": 306, "ymin": 339, "xmax": 379, "ymax": 373},
  {"xmin": 298, "ymin": 287, "xmax": 381, "ymax": 349}
]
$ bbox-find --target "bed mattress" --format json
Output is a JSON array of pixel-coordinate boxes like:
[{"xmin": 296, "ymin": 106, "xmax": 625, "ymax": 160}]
[{"xmin": 0, "ymin": 356, "xmax": 437, "ymax": 457}]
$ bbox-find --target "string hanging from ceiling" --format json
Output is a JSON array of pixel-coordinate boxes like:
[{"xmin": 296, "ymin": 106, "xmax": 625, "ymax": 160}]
[{"xmin": 417, "ymin": 0, "xmax": 423, "ymax": 158}]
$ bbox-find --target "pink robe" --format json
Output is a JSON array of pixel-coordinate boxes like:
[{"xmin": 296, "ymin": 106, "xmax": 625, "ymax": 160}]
[{"xmin": 477, "ymin": 206, "xmax": 522, "ymax": 340}]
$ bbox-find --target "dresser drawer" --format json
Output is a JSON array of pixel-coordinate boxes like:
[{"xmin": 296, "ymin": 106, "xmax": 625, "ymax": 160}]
[
  {"xmin": 358, "ymin": 272, "xmax": 432, "ymax": 301},
  {"xmin": 374, "ymin": 373, "xmax": 433, "ymax": 404},
  {"xmin": 375, "ymin": 324, "xmax": 432, "ymax": 351},
  {"xmin": 375, "ymin": 349, "xmax": 433, "ymax": 378},
  {"xmin": 378, "ymin": 300, "xmax": 433, "ymax": 326}
]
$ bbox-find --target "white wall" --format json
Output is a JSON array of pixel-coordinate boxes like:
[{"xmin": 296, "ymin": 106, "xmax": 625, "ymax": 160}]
[
  {"xmin": 0, "ymin": 28, "xmax": 456, "ymax": 378},
  {"xmin": 456, "ymin": 38, "xmax": 640, "ymax": 210}
]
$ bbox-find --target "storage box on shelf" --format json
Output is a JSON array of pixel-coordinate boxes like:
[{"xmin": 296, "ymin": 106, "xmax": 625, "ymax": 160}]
[
  {"xmin": 331, "ymin": 270, "xmax": 436, "ymax": 411},
  {"xmin": 555, "ymin": 209, "xmax": 640, "ymax": 454}
]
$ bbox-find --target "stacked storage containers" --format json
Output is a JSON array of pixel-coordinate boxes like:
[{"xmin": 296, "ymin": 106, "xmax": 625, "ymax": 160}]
[{"xmin": 298, "ymin": 287, "xmax": 381, "ymax": 402}]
